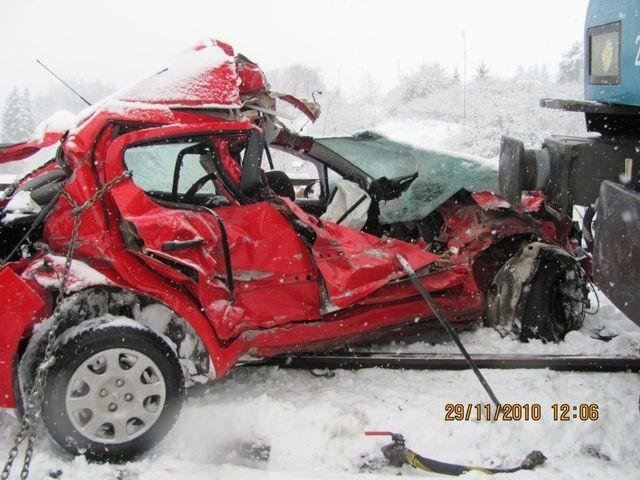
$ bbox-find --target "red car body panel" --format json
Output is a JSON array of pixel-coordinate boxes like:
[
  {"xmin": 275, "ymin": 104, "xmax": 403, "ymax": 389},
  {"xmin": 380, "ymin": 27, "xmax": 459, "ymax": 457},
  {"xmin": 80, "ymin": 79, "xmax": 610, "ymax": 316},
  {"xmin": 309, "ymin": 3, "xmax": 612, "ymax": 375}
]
[
  {"xmin": 0, "ymin": 265, "xmax": 51, "ymax": 405},
  {"xmin": 0, "ymin": 40, "xmax": 579, "ymax": 408},
  {"xmin": 0, "ymin": 132, "xmax": 65, "ymax": 164},
  {"xmin": 285, "ymin": 200, "xmax": 438, "ymax": 308}
]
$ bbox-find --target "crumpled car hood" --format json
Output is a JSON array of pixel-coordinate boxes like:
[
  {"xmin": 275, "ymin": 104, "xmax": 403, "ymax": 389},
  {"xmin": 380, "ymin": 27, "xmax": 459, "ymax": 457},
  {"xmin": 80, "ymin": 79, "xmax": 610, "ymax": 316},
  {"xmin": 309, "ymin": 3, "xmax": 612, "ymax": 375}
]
[{"xmin": 282, "ymin": 199, "xmax": 438, "ymax": 310}]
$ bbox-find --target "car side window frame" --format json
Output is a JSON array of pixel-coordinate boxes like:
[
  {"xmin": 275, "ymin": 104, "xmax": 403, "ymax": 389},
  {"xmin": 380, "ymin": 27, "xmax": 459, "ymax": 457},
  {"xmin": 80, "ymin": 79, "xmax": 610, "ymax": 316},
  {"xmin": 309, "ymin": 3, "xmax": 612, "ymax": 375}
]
[
  {"xmin": 266, "ymin": 145, "xmax": 329, "ymax": 202},
  {"xmin": 122, "ymin": 133, "xmax": 249, "ymax": 208}
]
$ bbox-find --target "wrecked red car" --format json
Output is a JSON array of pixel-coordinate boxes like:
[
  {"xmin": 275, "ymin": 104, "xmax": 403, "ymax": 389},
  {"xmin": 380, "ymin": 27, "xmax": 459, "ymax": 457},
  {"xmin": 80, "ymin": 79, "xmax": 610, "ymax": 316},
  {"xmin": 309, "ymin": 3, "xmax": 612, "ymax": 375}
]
[{"xmin": 0, "ymin": 40, "xmax": 589, "ymax": 460}]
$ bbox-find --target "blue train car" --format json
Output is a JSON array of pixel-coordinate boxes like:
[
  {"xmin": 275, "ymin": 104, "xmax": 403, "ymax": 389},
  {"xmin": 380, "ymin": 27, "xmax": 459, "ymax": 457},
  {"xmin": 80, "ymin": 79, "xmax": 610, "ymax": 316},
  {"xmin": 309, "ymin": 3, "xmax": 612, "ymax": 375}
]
[
  {"xmin": 499, "ymin": 0, "xmax": 640, "ymax": 325},
  {"xmin": 585, "ymin": 0, "xmax": 640, "ymax": 106}
]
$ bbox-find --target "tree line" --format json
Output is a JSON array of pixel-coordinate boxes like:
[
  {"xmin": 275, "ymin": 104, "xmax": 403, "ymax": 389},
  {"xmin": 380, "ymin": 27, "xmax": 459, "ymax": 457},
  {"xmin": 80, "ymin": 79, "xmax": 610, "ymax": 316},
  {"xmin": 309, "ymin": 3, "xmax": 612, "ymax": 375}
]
[
  {"xmin": 1, "ymin": 41, "xmax": 583, "ymax": 144},
  {"xmin": 0, "ymin": 79, "xmax": 112, "ymax": 144}
]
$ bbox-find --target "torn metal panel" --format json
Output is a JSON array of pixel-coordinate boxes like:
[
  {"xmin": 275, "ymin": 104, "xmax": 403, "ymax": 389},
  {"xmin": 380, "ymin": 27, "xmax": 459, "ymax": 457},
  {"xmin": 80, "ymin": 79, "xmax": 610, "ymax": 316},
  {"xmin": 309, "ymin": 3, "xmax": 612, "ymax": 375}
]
[
  {"xmin": 281, "ymin": 199, "xmax": 438, "ymax": 308},
  {"xmin": 272, "ymin": 93, "xmax": 321, "ymax": 122},
  {"xmin": 0, "ymin": 132, "xmax": 64, "ymax": 164}
]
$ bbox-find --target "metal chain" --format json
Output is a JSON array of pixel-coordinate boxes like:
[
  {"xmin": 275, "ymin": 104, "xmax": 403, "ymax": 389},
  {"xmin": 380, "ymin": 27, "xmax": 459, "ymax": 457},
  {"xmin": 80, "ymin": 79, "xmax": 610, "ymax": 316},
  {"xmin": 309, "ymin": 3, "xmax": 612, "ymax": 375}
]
[
  {"xmin": 1, "ymin": 170, "xmax": 131, "ymax": 480},
  {"xmin": 0, "ymin": 178, "xmax": 20, "ymax": 203}
]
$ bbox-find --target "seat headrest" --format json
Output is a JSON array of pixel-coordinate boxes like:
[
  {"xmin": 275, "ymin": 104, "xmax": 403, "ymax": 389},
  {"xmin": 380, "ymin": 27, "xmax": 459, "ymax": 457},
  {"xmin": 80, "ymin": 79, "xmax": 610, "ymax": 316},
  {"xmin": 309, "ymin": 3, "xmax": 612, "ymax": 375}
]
[{"xmin": 265, "ymin": 170, "xmax": 295, "ymax": 201}]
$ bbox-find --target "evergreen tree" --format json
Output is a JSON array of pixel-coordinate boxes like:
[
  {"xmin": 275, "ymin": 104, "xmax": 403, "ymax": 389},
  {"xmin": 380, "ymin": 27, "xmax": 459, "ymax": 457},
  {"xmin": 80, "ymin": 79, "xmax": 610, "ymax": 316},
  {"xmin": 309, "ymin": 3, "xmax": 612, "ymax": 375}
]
[
  {"xmin": 475, "ymin": 61, "xmax": 490, "ymax": 80},
  {"xmin": 400, "ymin": 62, "xmax": 448, "ymax": 102},
  {"xmin": 20, "ymin": 87, "xmax": 35, "ymax": 135},
  {"xmin": 2, "ymin": 87, "xmax": 21, "ymax": 143},
  {"xmin": 538, "ymin": 64, "xmax": 550, "ymax": 83},
  {"xmin": 558, "ymin": 41, "xmax": 583, "ymax": 83},
  {"xmin": 1, "ymin": 86, "xmax": 35, "ymax": 143}
]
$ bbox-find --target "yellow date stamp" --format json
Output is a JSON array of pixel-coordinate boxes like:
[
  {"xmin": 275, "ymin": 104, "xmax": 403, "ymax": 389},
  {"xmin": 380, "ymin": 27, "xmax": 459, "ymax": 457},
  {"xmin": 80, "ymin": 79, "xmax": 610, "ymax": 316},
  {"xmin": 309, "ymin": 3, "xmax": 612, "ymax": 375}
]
[{"xmin": 444, "ymin": 403, "xmax": 599, "ymax": 422}]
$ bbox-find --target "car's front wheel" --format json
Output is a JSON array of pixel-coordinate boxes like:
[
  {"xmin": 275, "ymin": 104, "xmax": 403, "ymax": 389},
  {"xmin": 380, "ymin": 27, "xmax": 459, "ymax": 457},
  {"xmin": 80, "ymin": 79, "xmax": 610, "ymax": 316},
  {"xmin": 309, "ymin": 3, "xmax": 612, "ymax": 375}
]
[
  {"xmin": 41, "ymin": 320, "xmax": 184, "ymax": 461},
  {"xmin": 486, "ymin": 242, "xmax": 589, "ymax": 342}
]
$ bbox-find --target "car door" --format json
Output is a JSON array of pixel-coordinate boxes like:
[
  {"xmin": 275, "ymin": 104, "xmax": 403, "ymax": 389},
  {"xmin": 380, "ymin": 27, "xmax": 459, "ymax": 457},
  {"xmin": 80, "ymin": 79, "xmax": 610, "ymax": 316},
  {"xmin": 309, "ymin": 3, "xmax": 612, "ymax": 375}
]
[{"xmin": 105, "ymin": 123, "xmax": 321, "ymax": 340}]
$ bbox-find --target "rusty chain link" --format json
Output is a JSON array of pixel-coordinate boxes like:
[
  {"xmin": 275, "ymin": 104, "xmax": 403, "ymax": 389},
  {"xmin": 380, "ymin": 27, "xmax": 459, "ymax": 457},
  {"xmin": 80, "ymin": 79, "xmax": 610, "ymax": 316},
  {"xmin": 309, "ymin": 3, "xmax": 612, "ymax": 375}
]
[
  {"xmin": 0, "ymin": 178, "xmax": 20, "ymax": 203},
  {"xmin": 1, "ymin": 170, "xmax": 131, "ymax": 480}
]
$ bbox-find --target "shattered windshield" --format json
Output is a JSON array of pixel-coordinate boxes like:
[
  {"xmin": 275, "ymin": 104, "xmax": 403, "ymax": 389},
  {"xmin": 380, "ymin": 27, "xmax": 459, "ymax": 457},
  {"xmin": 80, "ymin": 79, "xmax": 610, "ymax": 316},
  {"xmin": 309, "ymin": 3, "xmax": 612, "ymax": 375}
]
[{"xmin": 316, "ymin": 133, "xmax": 498, "ymax": 224}]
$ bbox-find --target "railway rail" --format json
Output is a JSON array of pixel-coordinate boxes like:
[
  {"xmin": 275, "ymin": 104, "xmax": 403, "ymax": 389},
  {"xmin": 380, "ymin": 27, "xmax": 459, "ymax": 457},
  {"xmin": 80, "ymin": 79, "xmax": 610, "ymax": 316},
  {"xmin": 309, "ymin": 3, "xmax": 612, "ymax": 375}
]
[{"xmin": 246, "ymin": 351, "xmax": 640, "ymax": 373}]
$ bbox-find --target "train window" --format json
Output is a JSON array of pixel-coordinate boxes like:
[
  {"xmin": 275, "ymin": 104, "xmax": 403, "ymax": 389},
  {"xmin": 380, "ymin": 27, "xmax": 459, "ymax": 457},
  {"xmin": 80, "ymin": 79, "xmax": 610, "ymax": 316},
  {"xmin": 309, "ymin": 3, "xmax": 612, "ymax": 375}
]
[{"xmin": 587, "ymin": 21, "xmax": 621, "ymax": 85}]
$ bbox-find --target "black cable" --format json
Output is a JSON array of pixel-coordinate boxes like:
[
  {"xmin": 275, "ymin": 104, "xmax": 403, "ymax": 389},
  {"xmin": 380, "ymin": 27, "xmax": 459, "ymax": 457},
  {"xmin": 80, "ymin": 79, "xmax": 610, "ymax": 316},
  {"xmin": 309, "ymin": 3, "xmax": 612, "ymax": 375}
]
[
  {"xmin": 368, "ymin": 432, "xmax": 546, "ymax": 476},
  {"xmin": 396, "ymin": 254, "xmax": 502, "ymax": 409},
  {"xmin": 35, "ymin": 59, "xmax": 92, "ymax": 107}
]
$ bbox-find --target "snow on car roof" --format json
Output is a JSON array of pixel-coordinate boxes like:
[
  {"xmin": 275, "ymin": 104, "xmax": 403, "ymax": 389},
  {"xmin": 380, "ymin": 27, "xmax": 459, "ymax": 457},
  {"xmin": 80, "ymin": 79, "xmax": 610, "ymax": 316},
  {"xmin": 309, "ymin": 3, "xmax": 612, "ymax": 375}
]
[
  {"xmin": 32, "ymin": 110, "xmax": 77, "ymax": 142},
  {"xmin": 114, "ymin": 41, "xmax": 241, "ymax": 108}
]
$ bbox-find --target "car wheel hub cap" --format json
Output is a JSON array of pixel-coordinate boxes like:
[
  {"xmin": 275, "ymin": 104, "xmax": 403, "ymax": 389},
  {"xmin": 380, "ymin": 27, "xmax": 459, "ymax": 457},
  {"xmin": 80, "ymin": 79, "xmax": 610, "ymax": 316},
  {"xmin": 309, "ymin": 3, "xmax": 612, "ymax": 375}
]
[{"xmin": 65, "ymin": 348, "xmax": 166, "ymax": 444}]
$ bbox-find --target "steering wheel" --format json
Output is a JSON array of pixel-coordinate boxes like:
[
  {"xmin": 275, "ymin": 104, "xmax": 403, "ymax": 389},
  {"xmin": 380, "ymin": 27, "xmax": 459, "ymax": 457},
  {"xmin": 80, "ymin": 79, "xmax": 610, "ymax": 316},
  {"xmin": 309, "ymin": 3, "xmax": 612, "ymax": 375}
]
[
  {"xmin": 303, "ymin": 180, "xmax": 320, "ymax": 199},
  {"xmin": 183, "ymin": 173, "xmax": 216, "ymax": 203},
  {"xmin": 369, "ymin": 172, "xmax": 418, "ymax": 201}
]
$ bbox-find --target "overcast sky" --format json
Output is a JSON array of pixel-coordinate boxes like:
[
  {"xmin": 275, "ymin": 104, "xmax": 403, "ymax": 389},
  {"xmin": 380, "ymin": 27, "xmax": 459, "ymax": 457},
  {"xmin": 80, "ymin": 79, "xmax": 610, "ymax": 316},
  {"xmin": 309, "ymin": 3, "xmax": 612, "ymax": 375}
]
[{"xmin": 0, "ymin": 0, "xmax": 587, "ymax": 102}]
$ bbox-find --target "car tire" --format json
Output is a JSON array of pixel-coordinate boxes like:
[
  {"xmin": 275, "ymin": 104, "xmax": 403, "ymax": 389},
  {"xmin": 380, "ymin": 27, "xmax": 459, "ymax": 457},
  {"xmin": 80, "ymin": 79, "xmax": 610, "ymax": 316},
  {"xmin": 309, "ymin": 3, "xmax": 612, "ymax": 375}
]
[
  {"xmin": 519, "ymin": 253, "xmax": 587, "ymax": 342},
  {"xmin": 486, "ymin": 242, "xmax": 589, "ymax": 343},
  {"xmin": 41, "ymin": 320, "xmax": 184, "ymax": 462}
]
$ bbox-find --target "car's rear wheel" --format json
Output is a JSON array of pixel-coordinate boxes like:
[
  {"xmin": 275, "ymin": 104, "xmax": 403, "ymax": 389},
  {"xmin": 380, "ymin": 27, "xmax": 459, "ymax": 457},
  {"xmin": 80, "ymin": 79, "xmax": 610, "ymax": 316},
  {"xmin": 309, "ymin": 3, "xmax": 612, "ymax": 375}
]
[{"xmin": 41, "ymin": 320, "xmax": 184, "ymax": 461}]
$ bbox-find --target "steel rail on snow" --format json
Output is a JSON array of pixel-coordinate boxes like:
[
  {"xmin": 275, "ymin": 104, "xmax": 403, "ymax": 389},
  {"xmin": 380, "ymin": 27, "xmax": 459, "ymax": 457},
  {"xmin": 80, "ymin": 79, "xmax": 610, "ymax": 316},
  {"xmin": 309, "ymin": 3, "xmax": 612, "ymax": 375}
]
[{"xmin": 245, "ymin": 352, "xmax": 640, "ymax": 373}]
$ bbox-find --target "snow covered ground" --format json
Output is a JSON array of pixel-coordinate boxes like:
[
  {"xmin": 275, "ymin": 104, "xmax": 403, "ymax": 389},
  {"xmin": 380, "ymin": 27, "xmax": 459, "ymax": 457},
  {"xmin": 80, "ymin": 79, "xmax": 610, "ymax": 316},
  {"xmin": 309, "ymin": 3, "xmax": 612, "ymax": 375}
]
[
  {"xmin": 2, "ymin": 295, "xmax": 639, "ymax": 480},
  {"xmin": 1, "ymin": 286, "xmax": 637, "ymax": 480},
  {"xmin": 1, "ymin": 84, "xmax": 639, "ymax": 479}
]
